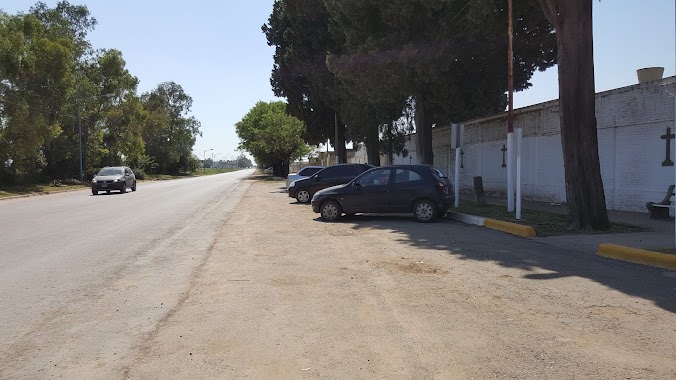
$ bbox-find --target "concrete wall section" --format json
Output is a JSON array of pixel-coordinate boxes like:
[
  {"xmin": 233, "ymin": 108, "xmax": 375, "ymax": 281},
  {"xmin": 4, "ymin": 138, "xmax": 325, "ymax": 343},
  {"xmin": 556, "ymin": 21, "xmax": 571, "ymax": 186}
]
[{"xmin": 386, "ymin": 77, "xmax": 676, "ymax": 213}]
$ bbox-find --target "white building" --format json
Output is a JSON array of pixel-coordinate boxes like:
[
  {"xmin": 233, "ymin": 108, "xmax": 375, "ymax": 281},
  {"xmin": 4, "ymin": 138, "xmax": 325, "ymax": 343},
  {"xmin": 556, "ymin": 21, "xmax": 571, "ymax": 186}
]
[{"xmin": 368, "ymin": 75, "xmax": 676, "ymax": 213}]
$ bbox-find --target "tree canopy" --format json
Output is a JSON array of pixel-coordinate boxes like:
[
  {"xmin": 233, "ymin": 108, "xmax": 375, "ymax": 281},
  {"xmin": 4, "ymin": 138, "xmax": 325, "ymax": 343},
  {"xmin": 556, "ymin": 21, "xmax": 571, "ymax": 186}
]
[
  {"xmin": 0, "ymin": 2, "xmax": 202, "ymax": 183},
  {"xmin": 323, "ymin": 0, "xmax": 556, "ymax": 163},
  {"xmin": 236, "ymin": 101, "xmax": 311, "ymax": 177}
]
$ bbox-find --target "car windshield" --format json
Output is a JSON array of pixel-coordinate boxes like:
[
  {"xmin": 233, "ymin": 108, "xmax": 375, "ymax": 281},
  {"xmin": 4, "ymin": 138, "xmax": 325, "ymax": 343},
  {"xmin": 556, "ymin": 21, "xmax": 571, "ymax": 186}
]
[{"xmin": 98, "ymin": 168, "xmax": 123, "ymax": 176}]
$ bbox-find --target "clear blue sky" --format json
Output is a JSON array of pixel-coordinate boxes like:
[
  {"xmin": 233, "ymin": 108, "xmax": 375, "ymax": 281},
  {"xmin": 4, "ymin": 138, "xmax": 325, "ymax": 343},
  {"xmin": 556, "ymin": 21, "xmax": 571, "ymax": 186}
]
[{"xmin": 3, "ymin": 0, "xmax": 675, "ymax": 160}]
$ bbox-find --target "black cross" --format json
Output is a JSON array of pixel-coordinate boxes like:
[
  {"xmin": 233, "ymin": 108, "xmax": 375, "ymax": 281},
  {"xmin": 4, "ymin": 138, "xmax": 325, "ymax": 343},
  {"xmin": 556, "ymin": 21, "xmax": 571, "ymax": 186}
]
[
  {"xmin": 661, "ymin": 127, "xmax": 674, "ymax": 166},
  {"xmin": 460, "ymin": 149, "xmax": 464, "ymax": 168},
  {"xmin": 501, "ymin": 144, "xmax": 507, "ymax": 168}
]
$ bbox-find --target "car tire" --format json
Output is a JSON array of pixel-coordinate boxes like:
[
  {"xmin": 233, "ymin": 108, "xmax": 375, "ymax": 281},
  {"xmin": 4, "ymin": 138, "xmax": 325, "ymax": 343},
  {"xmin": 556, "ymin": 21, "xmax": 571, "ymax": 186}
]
[
  {"xmin": 296, "ymin": 188, "xmax": 311, "ymax": 203},
  {"xmin": 320, "ymin": 201, "xmax": 342, "ymax": 222},
  {"xmin": 92, "ymin": 189, "xmax": 98, "ymax": 196},
  {"xmin": 413, "ymin": 199, "xmax": 437, "ymax": 223},
  {"xmin": 120, "ymin": 184, "xmax": 127, "ymax": 194},
  {"xmin": 131, "ymin": 181, "xmax": 136, "ymax": 191}
]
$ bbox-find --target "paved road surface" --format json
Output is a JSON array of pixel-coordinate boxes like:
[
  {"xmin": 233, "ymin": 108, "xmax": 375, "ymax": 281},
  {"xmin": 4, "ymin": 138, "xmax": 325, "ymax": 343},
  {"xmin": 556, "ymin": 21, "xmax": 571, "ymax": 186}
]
[{"xmin": 0, "ymin": 170, "xmax": 254, "ymax": 378}]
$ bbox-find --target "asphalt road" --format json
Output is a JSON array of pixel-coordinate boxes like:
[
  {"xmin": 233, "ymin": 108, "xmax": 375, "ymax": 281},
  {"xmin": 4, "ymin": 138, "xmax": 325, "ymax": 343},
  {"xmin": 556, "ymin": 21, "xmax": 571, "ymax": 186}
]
[{"xmin": 0, "ymin": 170, "xmax": 254, "ymax": 378}]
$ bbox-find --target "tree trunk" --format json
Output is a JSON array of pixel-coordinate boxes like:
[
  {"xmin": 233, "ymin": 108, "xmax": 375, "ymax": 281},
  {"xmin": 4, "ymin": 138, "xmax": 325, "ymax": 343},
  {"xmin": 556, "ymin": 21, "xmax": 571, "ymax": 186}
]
[
  {"xmin": 365, "ymin": 124, "xmax": 381, "ymax": 166},
  {"xmin": 334, "ymin": 113, "xmax": 347, "ymax": 164},
  {"xmin": 555, "ymin": 0, "xmax": 610, "ymax": 229},
  {"xmin": 415, "ymin": 95, "xmax": 433, "ymax": 164}
]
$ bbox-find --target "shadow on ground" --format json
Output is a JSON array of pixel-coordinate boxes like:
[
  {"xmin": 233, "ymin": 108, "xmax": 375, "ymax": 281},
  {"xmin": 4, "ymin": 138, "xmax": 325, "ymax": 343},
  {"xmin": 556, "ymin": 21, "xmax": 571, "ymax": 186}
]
[{"xmin": 325, "ymin": 214, "xmax": 676, "ymax": 313}]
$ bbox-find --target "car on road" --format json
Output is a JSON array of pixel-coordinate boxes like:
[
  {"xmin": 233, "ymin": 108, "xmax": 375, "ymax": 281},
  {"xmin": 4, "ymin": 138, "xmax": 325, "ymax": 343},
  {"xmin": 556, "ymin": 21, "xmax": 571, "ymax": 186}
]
[
  {"xmin": 91, "ymin": 166, "xmax": 136, "ymax": 195},
  {"xmin": 286, "ymin": 165, "xmax": 325, "ymax": 189},
  {"xmin": 288, "ymin": 163, "xmax": 373, "ymax": 203},
  {"xmin": 311, "ymin": 165, "xmax": 453, "ymax": 223},
  {"xmin": 263, "ymin": 167, "xmax": 274, "ymax": 174}
]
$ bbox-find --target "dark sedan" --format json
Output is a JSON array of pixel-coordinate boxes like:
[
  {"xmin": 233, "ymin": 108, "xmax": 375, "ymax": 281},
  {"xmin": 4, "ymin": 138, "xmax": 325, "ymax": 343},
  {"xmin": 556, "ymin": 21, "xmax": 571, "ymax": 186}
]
[
  {"xmin": 91, "ymin": 166, "xmax": 137, "ymax": 195},
  {"xmin": 311, "ymin": 165, "xmax": 453, "ymax": 222},
  {"xmin": 288, "ymin": 163, "xmax": 373, "ymax": 203}
]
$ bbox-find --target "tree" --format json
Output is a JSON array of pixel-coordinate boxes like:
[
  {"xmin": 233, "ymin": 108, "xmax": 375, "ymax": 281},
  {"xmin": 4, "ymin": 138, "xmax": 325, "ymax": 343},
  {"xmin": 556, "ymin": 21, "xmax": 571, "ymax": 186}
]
[
  {"xmin": 0, "ymin": 11, "xmax": 76, "ymax": 181},
  {"xmin": 236, "ymin": 101, "xmax": 311, "ymax": 177},
  {"xmin": 538, "ymin": 0, "xmax": 609, "ymax": 230},
  {"xmin": 236, "ymin": 154, "xmax": 253, "ymax": 168},
  {"xmin": 81, "ymin": 49, "xmax": 144, "ymax": 175},
  {"xmin": 141, "ymin": 82, "xmax": 201, "ymax": 174},
  {"xmin": 263, "ymin": 0, "xmax": 349, "ymax": 164},
  {"xmin": 324, "ymin": 0, "xmax": 556, "ymax": 164}
]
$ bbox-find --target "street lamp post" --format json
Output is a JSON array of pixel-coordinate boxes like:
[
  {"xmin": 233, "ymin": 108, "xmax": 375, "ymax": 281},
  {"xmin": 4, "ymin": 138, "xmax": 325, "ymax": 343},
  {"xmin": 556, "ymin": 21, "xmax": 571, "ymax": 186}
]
[{"xmin": 203, "ymin": 149, "xmax": 213, "ymax": 172}]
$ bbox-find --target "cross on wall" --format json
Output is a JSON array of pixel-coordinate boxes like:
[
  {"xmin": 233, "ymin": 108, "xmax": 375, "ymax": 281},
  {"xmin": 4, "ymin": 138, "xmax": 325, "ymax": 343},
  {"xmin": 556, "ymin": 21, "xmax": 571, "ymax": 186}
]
[
  {"xmin": 661, "ymin": 127, "xmax": 674, "ymax": 167},
  {"xmin": 501, "ymin": 144, "xmax": 507, "ymax": 168}
]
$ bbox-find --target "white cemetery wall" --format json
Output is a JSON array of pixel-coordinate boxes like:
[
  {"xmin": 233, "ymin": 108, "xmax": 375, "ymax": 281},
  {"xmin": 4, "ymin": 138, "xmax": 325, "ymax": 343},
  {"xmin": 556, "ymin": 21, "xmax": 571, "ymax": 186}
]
[{"xmin": 388, "ymin": 77, "xmax": 676, "ymax": 212}]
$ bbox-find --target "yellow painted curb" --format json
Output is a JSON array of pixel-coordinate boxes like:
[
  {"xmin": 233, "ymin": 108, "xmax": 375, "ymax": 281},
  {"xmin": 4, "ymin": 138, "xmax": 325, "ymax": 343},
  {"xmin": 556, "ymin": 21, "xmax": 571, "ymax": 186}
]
[
  {"xmin": 597, "ymin": 244, "xmax": 676, "ymax": 270},
  {"xmin": 483, "ymin": 218, "xmax": 537, "ymax": 237}
]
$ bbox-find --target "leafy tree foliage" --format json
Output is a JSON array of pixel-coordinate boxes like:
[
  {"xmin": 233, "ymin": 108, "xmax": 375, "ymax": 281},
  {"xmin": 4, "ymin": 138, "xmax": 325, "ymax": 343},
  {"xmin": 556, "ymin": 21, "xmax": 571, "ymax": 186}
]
[
  {"xmin": 236, "ymin": 101, "xmax": 311, "ymax": 177},
  {"xmin": 263, "ymin": 0, "xmax": 349, "ymax": 163},
  {"xmin": 141, "ymin": 82, "xmax": 201, "ymax": 174},
  {"xmin": 323, "ymin": 0, "xmax": 556, "ymax": 164},
  {"xmin": 0, "ymin": 2, "xmax": 203, "ymax": 183}
]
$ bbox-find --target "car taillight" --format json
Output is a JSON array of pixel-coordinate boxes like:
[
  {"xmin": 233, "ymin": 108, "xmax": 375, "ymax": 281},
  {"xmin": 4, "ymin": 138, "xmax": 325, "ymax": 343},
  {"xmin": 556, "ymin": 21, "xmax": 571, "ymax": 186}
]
[{"xmin": 436, "ymin": 182, "xmax": 448, "ymax": 194}]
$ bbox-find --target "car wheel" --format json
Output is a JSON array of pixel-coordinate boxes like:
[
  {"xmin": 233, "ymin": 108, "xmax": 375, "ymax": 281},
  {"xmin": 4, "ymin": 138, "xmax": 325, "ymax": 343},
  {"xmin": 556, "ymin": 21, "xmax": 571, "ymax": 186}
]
[
  {"xmin": 120, "ymin": 184, "xmax": 127, "ymax": 194},
  {"xmin": 296, "ymin": 188, "xmax": 311, "ymax": 203},
  {"xmin": 131, "ymin": 181, "xmax": 136, "ymax": 191},
  {"xmin": 413, "ymin": 199, "xmax": 437, "ymax": 223},
  {"xmin": 320, "ymin": 201, "xmax": 342, "ymax": 222},
  {"xmin": 92, "ymin": 189, "xmax": 98, "ymax": 196}
]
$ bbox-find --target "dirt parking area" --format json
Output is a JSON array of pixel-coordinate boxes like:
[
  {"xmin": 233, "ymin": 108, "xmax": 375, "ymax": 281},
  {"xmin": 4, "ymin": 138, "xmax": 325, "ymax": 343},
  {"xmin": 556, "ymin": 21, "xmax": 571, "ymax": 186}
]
[{"xmin": 127, "ymin": 179, "xmax": 676, "ymax": 379}]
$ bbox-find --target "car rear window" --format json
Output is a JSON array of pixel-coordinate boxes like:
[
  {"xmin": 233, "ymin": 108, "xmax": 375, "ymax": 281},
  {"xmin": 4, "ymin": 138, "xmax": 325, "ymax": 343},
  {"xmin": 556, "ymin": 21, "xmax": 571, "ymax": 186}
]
[{"xmin": 298, "ymin": 167, "xmax": 322, "ymax": 176}]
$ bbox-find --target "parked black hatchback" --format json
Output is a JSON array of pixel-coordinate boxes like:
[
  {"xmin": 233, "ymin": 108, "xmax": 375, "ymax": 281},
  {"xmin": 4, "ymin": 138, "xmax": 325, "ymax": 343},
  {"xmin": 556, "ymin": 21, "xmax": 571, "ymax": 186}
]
[
  {"xmin": 311, "ymin": 165, "xmax": 453, "ymax": 223},
  {"xmin": 288, "ymin": 163, "xmax": 373, "ymax": 203}
]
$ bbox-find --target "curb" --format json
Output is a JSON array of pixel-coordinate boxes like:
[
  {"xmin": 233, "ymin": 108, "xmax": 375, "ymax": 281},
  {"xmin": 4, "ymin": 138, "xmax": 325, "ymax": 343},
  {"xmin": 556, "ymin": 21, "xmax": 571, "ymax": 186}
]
[
  {"xmin": 483, "ymin": 218, "xmax": 537, "ymax": 238},
  {"xmin": 447, "ymin": 212, "xmax": 537, "ymax": 238},
  {"xmin": 597, "ymin": 244, "xmax": 676, "ymax": 270},
  {"xmin": 447, "ymin": 212, "xmax": 485, "ymax": 226}
]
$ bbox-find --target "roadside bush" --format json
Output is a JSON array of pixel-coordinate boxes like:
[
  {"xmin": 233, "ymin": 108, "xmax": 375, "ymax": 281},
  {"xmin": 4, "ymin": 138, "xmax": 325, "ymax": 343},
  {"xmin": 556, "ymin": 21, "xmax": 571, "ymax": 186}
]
[
  {"xmin": 62, "ymin": 178, "xmax": 82, "ymax": 186},
  {"xmin": 133, "ymin": 168, "xmax": 147, "ymax": 180}
]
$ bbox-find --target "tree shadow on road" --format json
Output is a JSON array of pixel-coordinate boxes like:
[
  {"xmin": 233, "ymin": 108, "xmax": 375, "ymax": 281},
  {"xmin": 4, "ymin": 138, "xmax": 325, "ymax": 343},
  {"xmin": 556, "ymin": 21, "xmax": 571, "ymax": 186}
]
[{"xmin": 336, "ymin": 215, "xmax": 676, "ymax": 313}]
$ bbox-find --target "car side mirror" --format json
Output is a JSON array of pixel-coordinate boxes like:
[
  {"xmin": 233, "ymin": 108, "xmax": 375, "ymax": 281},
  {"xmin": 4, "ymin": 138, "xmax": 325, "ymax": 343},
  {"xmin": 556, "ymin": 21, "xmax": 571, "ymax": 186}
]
[
  {"xmin": 352, "ymin": 182, "xmax": 362, "ymax": 190},
  {"xmin": 315, "ymin": 175, "xmax": 321, "ymax": 181}
]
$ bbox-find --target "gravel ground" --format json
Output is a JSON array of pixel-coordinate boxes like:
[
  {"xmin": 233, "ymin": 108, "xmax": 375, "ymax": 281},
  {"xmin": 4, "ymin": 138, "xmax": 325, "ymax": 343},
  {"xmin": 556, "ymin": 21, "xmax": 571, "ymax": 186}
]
[{"xmin": 124, "ymin": 179, "xmax": 676, "ymax": 379}]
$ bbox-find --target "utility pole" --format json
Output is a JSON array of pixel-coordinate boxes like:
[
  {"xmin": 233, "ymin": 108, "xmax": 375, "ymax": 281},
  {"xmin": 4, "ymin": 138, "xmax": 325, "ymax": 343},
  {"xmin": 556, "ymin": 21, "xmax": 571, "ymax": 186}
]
[{"xmin": 507, "ymin": 0, "xmax": 515, "ymax": 213}]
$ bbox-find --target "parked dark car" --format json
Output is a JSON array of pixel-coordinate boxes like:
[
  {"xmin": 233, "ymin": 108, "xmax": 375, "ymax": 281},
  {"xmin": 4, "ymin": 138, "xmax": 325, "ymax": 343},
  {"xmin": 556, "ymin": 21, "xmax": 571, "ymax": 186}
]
[
  {"xmin": 91, "ymin": 166, "xmax": 137, "ymax": 195},
  {"xmin": 288, "ymin": 163, "xmax": 373, "ymax": 203},
  {"xmin": 311, "ymin": 165, "xmax": 453, "ymax": 223}
]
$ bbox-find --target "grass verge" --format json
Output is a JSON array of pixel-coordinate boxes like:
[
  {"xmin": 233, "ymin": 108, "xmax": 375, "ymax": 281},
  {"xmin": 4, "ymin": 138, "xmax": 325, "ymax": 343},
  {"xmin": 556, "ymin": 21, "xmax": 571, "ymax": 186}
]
[
  {"xmin": 454, "ymin": 201, "xmax": 646, "ymax": 236},
  {"xmin": 0, "ymin": 184, "xmax": 88, "ymax": 198}
]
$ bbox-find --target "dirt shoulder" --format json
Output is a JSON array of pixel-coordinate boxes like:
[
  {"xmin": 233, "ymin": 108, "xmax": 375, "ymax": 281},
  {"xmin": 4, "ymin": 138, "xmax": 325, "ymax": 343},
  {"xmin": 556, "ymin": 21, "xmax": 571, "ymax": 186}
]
[{"xmin": 127, "ymin": 179, "xmax": 676, "ymax": 379}]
